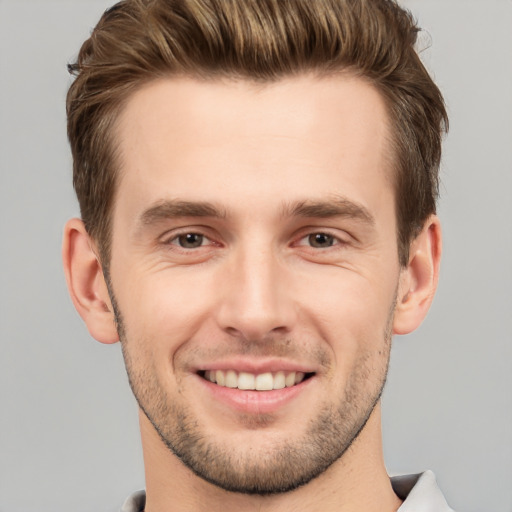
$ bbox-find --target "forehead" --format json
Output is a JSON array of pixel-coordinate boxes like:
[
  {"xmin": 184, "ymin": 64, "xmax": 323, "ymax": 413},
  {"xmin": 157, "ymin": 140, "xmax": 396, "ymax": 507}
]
[{"xmin": 113, "ymin": 74, "xmax": 393, "ymax": 223}]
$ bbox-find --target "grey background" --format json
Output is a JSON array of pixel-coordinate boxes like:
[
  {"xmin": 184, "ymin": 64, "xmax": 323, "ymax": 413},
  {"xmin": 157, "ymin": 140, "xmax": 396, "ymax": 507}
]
[{"xmin": 1, "ymin": 0, "xmax": 511, "ymax": 511}]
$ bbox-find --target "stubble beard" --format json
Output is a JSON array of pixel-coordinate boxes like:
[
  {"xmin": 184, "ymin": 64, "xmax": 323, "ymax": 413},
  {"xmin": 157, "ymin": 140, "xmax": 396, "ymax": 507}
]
[{"xmin": 108, "ymin": 282, "xmax": 394, "ymax": 496}]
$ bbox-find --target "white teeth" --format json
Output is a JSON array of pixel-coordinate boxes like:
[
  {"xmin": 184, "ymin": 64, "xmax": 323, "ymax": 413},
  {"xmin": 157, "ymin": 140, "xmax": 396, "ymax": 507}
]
[
  {"xmin": 225, "ymin": 370, "xmax": 238, "ymax": 388},
  {"xmin": 238, "ymin": 372, "xmax": 255, "ymax": 390},
  {"xmin": 215, "ymin": 370, "xmax": 225, "ymax": 386},
  {"xmin": 255, "ymin": 372, "xmax": 273, "ymax": 391},
  {"xmin": 273, "ymin": 371, "xmax": 286, "ymax": 390},
  {"xmin": 204, "ymin": 370, "xmax": 308, "ymax": 390},
  {"xmin": 285, "ymin": 372, "xmax": 296, "ymax": 387}
]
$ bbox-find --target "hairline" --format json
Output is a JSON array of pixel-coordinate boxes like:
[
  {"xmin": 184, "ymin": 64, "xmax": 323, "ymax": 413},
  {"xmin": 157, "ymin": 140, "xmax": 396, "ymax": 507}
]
[{"xmin": 96, "ymin": 70, "xmax": 408, "ymax": 270}]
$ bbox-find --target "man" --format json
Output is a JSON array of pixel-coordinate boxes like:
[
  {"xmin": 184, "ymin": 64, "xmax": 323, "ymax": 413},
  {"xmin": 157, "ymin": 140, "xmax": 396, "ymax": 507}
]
[{"xmin": 62, "ymin": 0, "xmax": 451, "ymax": 510}]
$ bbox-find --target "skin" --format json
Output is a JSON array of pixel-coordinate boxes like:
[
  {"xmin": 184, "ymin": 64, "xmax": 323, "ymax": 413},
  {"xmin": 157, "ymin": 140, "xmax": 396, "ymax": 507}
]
[{"xmin": 63, "ymin": 74, "xmax": 441, "ymax": 512}]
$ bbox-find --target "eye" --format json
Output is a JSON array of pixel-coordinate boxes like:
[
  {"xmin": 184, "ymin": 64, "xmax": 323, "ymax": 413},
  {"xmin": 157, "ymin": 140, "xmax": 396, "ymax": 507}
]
[
  {"xmin": 306, "ymin": 233, "xmax": 336, "ymax": 248},
  {"xmin": 172, "ymin": 233, "xmax": 207, "ymax": 249}
]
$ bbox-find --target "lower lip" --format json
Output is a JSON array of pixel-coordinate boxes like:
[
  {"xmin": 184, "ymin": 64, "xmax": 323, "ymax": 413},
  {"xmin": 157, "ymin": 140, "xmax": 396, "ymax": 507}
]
[{"xmin": 197, "ymin": 374, "xmax": 314, "ymax": 415}]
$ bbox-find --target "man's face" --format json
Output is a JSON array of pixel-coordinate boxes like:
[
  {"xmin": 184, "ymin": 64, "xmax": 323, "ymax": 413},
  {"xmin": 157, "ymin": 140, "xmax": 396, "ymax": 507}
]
[{"xmin": 108, "ymin": 75, "xmax": 402, "ymax": 494}]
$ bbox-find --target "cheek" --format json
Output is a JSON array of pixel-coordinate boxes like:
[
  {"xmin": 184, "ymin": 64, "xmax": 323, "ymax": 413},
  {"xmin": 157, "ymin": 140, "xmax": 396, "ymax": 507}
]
[
  {"xmin": 114, "ymin": 268, "xmax": 219, "ymax": 348},
  {"xmin": 296, "ymin": 268, "xmax": 396, "ymax": 359},
  {"xmin": 301, "ymin": 268, "xmax": 395, "ymax": 324}
]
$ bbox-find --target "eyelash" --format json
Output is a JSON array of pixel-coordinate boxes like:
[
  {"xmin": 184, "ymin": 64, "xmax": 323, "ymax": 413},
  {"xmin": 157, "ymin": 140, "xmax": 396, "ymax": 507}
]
[
  {"xmin": 295, "ymin": 232, "xmax": 344, "ymax": 249},
  {"xmin": 165, "ymin": 231, "xmax": 215, "ymax": 250},
  {"xmin": 162, "ymin": 229, "xmax": 347, "ymax": 251}
]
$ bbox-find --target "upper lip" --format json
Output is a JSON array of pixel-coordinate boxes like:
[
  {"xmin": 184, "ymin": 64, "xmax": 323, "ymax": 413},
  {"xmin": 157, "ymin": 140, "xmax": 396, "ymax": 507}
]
[{"xmin": 194, "ymin": 357, "xmax": 318, "ymax": 375}]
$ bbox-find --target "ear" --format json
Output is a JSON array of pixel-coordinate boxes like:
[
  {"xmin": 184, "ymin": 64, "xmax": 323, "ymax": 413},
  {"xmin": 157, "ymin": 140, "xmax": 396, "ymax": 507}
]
[
  {"xmin": 393, "ymin": 215, "xmax": 442, "ymax": 335},
  {"xmin": 62, "ymin": 218, "xmax": 119, "ymax": 344}
]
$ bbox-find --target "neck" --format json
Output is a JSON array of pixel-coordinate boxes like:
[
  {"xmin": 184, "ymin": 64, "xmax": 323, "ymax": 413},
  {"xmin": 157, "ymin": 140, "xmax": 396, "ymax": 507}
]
[{"xmin": 139, "ymin": 403, "xmax": 402, "ymax": 512}]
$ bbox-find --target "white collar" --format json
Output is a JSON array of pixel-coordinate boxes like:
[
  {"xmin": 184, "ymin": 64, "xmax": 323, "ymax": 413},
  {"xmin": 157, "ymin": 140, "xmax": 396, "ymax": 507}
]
[{"xmin": 392, "ymin": 470, "xmax": 455, "ymax": 512}]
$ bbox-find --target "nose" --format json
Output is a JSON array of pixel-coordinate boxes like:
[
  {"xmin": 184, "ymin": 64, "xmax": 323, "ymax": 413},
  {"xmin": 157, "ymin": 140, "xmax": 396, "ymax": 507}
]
[{"xmin": 215, "ymin": 242, "xmax": 296, "ymax": 342}]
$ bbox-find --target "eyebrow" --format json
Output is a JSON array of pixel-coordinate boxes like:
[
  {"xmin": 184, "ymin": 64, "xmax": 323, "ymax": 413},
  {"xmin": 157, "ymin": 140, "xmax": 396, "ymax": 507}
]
[
  {"xmin": 283, "ymin": 196, "xmax": 375, "ymax": 226},
  {"xmin": 137, "ymin": 195, "xmax": 374, "ymax": 228},
  {"xmin": 139, "ymin": 200, "xmax": 227, "ymax": 226}
]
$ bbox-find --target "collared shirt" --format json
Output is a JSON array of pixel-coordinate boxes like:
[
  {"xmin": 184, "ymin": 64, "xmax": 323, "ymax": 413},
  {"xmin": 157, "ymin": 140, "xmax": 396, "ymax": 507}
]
[
  {"xmin": 121, "ymin": 470, "xmax": 454, "ymax": 512},
  {"xmin": 393, "ymin": 471, "xmax": 455, "ymax": 511}
]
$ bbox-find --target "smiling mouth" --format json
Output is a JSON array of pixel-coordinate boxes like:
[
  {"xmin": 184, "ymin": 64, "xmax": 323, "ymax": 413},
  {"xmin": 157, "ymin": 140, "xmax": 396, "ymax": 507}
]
[{"xmin": 199, "ymin": 370, "xmax": 314, "ymax": 391}]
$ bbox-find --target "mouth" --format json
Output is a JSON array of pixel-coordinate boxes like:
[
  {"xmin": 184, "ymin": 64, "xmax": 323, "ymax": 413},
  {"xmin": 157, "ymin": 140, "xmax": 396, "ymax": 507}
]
[{"xmin": 198, "ymin": 370, "xmax": 315, "ymax": 391}]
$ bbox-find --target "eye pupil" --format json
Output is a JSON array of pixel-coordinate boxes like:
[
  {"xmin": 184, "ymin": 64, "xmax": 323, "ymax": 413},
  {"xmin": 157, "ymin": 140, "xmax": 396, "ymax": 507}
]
[
  {"xmin": 309, "ymin": 233, "xmax": 334, "ymax": 248},
  {"xmin": 178, "ymin": 233, "xmax": 203, "ymax": 248}
]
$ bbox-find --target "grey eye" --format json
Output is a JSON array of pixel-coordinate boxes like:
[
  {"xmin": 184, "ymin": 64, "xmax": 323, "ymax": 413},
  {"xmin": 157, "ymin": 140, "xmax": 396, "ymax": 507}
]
[
  {"xmin": 308, "ymin": 233, "xmax": 335, "ymax": 248},
  {"xmin": 177, "ymin": 233, "xmax": 204, "ymax": 248}
]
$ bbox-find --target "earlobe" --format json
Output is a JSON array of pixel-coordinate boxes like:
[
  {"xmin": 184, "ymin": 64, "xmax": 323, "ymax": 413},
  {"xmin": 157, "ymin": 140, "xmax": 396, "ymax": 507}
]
[
  {"xmin": 62, "ymin": 218, "xmax": 119, "ymax": 344},
  {"xmin": 393, "ymin": 215, "xmax": 442, "ymax": 335}
]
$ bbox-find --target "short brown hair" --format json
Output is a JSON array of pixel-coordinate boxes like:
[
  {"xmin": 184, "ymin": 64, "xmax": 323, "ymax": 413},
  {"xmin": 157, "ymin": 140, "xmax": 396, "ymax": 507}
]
[{"xmin": 67, "ymin": 0, "xmax": 448, "ymax": 266}]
